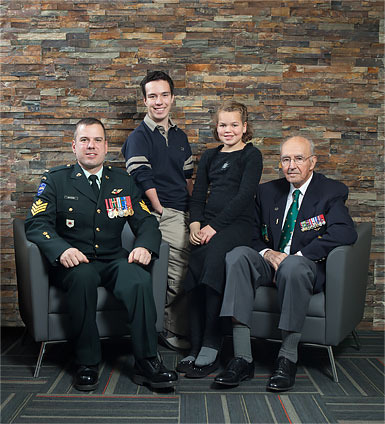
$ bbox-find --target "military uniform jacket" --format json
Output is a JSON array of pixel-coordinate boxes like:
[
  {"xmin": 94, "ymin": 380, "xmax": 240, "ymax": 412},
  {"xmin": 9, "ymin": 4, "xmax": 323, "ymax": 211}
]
[
  {"xmin": 25, "ymin": 163, "xmax": 161, "ymax": 266},
  {"xmin": 253, "ymin": 172, "xmax": 357, "ymax": 292}
]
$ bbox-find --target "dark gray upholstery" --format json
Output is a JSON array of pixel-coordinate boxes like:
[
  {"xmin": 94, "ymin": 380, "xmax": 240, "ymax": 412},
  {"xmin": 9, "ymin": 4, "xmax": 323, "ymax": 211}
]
[
  {"xmin": 13, "ymin": 218, "xmax": 169, "ymax": 377},
  {"xmin": 249, "ymin": 222, "xmax": 372, "ymax": 382}
]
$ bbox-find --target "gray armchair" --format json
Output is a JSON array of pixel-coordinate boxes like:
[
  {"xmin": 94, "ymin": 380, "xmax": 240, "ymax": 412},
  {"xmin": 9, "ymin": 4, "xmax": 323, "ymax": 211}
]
[
  {"xmin": 249, "ymin": 222, "xmax": 372, "ymax": 382},
  {"xmin": 13, "ymin": 217, "xmax": 169, "ymax": 378}
]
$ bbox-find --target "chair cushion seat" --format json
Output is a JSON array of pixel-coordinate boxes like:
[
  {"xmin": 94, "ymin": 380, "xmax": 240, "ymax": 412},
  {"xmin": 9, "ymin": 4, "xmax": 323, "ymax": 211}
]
[
  {"xmin": 253, "ymin": 286, "xmax": 325, "ymax": 318},
  {"xmin": 48, "ymin": 286, "xmax": 124, "ymax": 314}
]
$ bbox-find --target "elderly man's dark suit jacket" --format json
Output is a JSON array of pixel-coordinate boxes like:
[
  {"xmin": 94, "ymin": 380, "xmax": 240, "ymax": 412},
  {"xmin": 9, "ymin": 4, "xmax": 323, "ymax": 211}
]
[
  {"xmin": 253, "ymin": 171, "xmax": 357, "ymax": 293},
  {"xmin": 25, "ymin": 163, "xmax": 161, "ymax": 266}
]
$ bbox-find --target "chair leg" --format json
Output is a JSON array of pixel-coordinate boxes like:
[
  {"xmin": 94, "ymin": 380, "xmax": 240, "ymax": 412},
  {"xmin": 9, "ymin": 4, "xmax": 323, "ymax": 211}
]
[
  {"xmin": 34, "ymin": 342, "xmax": 47, "ymax": 378},
  {"xmin": 352, "ymin": 329, "xmax": 361, "ymax": 350},
  {"xmin": 327, "ymin": 345, "xmax": 339, "ymax": 383}
]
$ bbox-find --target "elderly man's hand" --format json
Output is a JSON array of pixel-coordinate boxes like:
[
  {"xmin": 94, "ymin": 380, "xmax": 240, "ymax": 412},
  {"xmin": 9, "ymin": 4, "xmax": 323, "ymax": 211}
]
[{"xmin": 263, "ymin": 249, "xmax": 288, "ymax": 272}]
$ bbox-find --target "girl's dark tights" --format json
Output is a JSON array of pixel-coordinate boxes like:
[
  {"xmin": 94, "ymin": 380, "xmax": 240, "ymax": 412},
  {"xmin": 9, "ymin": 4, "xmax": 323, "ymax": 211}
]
[{"xmin": 188, "ymin": 285, "xmax": 222, "ymax": 356}]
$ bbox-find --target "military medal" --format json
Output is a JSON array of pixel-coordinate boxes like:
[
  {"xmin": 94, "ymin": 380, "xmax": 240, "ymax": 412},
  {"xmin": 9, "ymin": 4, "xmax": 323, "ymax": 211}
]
[
  {"xmin": 116, "ymin": 197, "xmax": 124, "ymax": 217},
  {"xmin": 121, "ymin": 196, "xmax": 129, "ymax": 216},
  {"xmin": 110, "ymin": 198, "xmax": 118, "ymax": 217},
  {"xmin": 105, "ymin": 198, "xmax": 115, "ymax": 219},
  {"xmin": 125, "ymin": 196, "xmax": 134, "ymax": 216},
  {"xmin": 300, "ymin": 214, "xmax": 326, "ymax": 232}
]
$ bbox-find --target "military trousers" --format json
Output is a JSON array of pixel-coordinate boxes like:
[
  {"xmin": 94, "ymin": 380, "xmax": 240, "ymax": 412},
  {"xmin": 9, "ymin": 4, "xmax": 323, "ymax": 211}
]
[
  {"xmin": 220, "ymin": 247, "xmax": 317, "ymax": 333},
  {"xmin": 50, "ymin": 257, "xmax": 158, "ymax": 366}
]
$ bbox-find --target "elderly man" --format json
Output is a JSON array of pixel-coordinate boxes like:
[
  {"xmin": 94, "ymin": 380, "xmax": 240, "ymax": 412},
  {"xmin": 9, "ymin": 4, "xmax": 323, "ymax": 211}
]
[
  {"xmin": 216, "ymin": 135, "xmax": 357, "ymax": 391},
  {"xmin": 25, "ymin": 118, "xmax": 178, "ymax": 391}
]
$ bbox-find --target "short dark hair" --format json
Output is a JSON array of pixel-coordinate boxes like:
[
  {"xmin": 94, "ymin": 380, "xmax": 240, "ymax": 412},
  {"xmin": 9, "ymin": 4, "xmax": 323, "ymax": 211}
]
[
  {"xmin": 213, "ymin": 101, "xmax": 253, "ymax": 143},
  {"xmin": 74, "ymin": 118, "xmax": 106, "ymax": 139},
  {"xmin": 140, "ymin": 71, "xmax": 175, "ymax": 98}
]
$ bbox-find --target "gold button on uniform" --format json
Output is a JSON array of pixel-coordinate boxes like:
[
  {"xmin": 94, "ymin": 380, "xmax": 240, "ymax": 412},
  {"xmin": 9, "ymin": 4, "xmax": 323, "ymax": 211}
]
[
  {"xmin": 97, "ymin": 209, "xmax": 101, "ymax": 214},
  {"xmin": 69, "ymin": 208, "xmax": 73, "ymax": 212},
  {"xmin": 96, "ymin": 227, "xmax": 100, "ymax": 232},
  {"xmin": 95, "ymin": 244, "xmax": 99, "ymax": 249}
]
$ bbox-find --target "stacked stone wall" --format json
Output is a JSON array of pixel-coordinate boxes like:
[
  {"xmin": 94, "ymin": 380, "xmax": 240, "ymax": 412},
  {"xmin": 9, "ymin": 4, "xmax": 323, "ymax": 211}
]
[{"xmin": 1, "ymin": 1, "xmax": 383, "ymax": 329}]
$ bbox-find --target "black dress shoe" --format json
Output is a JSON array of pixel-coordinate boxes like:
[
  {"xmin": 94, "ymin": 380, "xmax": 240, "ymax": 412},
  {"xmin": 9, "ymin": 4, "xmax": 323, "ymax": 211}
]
[
  {"xmin": 184, "ymin": 357, "xmax": 220, "ymax": 379},
  {"xmin": 74, "ymin": 365, "xmax": 99, "ymax": 391},
  {"xmin": 176, "ymin": 358, "xmax": 195, "ymax": 374},
  {"xmin": 214, "ymin": 357, "xmax": 254, "ymax": 387},
  {"xmin": 266, "ymin": 356, "xmax": 297, "ymax": 392},
  {"xmin": 133, "ymin": 354, "xmax": 178, "ymax": 389}
]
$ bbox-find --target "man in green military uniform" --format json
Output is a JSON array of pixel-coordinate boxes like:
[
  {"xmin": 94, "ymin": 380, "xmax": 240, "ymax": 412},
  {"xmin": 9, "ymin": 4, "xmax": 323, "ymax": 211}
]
[{"xmin": 25, "ymin": 118, "xmax": 178, "ymax": 391}]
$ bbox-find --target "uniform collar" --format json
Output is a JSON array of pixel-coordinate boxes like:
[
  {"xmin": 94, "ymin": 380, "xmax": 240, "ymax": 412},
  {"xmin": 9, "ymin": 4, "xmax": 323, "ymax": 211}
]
[{"xmin": 81, "ymin": 166, "xmax": 104, "ymax": 183}]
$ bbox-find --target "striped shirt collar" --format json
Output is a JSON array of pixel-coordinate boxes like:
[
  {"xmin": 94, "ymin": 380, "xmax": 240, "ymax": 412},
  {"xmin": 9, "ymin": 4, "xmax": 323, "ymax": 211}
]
[{"xmin": 144, "ymin": 114, "xmax": 177, "ymax": 132}]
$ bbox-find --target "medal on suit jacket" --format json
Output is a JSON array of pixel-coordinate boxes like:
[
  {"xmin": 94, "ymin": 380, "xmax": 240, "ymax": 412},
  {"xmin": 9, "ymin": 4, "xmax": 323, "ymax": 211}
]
[
  {"xmin": 261, "ymin": 224, "xmax": 269, "ymax": 242},
  {"xmin": 300, "ymin": 214, "xmax": 326, "ymax": 231}
]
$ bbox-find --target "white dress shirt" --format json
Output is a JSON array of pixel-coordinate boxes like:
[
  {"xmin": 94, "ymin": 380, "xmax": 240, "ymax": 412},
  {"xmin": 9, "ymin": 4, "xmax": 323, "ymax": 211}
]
[{"xmin": 259, "ymin": 172, "xmax": 314, "ymax": 257}]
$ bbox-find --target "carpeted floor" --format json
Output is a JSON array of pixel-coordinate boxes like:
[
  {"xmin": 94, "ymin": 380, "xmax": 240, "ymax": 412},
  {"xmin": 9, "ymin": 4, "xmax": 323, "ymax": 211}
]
[{"xmin": 1, "ymin": 328, "xmax": 384, "ymax": 423}]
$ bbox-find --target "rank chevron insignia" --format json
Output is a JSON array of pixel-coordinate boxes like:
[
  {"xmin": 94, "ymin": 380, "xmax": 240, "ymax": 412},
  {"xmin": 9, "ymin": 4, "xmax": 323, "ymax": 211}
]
[{"xmin": 31, "ymin": 199, "xmax": 48, "ymax": 216}]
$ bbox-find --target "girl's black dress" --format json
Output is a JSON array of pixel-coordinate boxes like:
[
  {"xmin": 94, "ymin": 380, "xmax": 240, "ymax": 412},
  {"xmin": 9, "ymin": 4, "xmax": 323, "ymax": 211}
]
[{"xmin": 184, "ymin": 142, "xmax": 263, "ymax": 295}]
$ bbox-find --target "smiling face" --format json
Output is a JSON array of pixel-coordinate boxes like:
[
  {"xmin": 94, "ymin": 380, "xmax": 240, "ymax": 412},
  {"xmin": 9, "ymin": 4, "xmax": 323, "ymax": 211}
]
[
  {"xmin": 143, "ymin": 79, "xmax": 174, "ymax": 127},
  {"xmin": 280, "ymin": 136, "xmax": 317, "ymax": 188},
  {"xmin": 72, "ymin": 123, "xmax": 108, "ymax": 174},
  {"xmin": 216, "ymin": 111, "xmax": 247, "ymax": 152}
]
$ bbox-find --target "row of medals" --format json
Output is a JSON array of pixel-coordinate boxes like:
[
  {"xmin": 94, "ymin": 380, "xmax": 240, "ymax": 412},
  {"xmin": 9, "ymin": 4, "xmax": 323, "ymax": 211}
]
[
  {"xmin": 107, "ymin": 207, "xmax": 134, "ymax": 218},
  {"xmin": 106, "ymin": 197, "xmax": 134, "ymax": 219}
]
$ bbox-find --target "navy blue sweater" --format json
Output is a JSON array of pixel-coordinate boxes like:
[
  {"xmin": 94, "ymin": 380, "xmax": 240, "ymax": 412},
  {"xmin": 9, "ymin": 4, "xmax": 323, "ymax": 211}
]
[{"xmin": 121, "ymin": 120, "xmax": 193, "ymax": 212}]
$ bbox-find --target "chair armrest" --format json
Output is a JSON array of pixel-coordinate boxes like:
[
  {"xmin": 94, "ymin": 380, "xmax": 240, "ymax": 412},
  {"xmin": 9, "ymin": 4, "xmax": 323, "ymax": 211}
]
[
  {"xmin": 13, "ymin": 218, "xmax": 50, "ymax": 342},
  {"xmin": 324, "ymin": 223, "xmax": 372, "ymax": 345},
  {"xmin": 151, "ymin": 239, "xmax": 169, "ymax": 333},
  {"xmin": 121, "ymin": 222, "xmax": 169, "ymax": 333}
]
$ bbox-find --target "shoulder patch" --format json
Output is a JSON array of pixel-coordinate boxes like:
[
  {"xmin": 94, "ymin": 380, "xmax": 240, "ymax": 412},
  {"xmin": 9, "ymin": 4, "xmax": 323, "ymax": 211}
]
[{"xmin": 37, "ymin": 183, "xmax": 46, "ymax": 196}]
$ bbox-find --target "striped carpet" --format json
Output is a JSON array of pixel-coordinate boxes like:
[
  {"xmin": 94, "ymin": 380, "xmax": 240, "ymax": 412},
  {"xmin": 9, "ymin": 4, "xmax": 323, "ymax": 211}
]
[{"xmin": 1, "ymin": 328, "xmax": 384, "ymax": 423}]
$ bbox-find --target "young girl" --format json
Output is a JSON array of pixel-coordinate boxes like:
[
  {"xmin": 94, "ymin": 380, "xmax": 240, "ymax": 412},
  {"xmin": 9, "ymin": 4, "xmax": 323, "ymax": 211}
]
[{"xmin": 178, "ymin": 101, "xmax": 263, "ymax": 378}]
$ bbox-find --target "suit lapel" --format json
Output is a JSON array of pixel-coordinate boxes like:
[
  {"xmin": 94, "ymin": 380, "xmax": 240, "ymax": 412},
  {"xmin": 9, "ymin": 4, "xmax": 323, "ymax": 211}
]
[
  {"xmin": 271, "ymin": 183, "xmax": 289, "ymax": 250},
  {"xmin": 291, "ymin": 173, "xmax": 320, "ymax": 251},
  {"xmin": 99, "ymin": 167, "xmax": 113, "ymax": 206},
  {"xmin": 71, "ymin": 164, "xmax": 96, "ymax": 203}
]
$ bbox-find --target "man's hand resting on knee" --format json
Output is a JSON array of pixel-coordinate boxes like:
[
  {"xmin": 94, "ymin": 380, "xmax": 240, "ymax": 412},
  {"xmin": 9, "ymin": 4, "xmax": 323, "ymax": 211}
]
[
  {"xmin": 128, "ymin": 247, "xmax": 152, "ymax": 266},
  {"xmin": 263, "ymin": 249, "xmax": 288, "ymax": 272},
  {"xmin": 60, "ymin": 248, "xmax": 89, "ymax": 268}
]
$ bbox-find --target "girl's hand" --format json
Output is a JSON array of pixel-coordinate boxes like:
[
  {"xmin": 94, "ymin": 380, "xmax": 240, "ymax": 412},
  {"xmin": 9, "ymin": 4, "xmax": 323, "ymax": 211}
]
[
  {"xmin": 199, "ymin": 225, "xmax": 216, "ymax": 244},
  {"xmin": 189, "ymin": 221, "xmax": 202, "ymax": 245}
]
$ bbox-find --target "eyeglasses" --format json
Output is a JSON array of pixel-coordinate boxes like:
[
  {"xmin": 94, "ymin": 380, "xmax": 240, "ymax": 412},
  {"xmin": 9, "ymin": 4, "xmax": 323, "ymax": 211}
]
[{"xmin": 280, "ymin": 155, "xmax": 313, "ymax": 166}]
